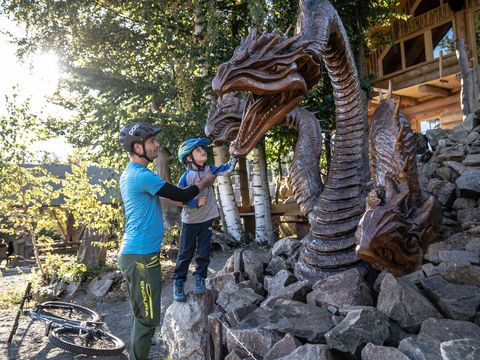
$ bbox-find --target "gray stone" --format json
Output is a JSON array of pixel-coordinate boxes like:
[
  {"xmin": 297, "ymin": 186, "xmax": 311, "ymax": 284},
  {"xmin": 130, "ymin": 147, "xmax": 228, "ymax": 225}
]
[
  {"xmin": 277, "ymin": 344, "xmax": 334, "ymax": 360},
  {"xmin": 424, "ymin": 262, "xmax": 480, "ymax": 287},
  {"xmin": 440, "ymin": 338, "xmax": 480, "ymax": 360},
  {"xmin": 466, "ymin": 236, "xmax": 480, "ymax": 255},
  {"xmin": 435, "ymin": 166, "xmax": 457, "ymax": 182},
  {"xmin": 224, "ymin": 304, "xmax": 258, "ymax": 327},
  {"xmin": 264, "ymin": 333, "xmax": 301, "ymax": 360},
  {"xmin": 239, "ymin": 299, "xmax": 335, "ymax": 343},
  {"xmin": 449, "ymin": 127, "xmax": 469, "ymax": 144},
  {"xmin": 224, "ymin": 350, "xmax": 248, "ymax": 360},
  {"xmin": 217, "ymin": 285, "xmax": 263, "ymax": 313},
  {"xmin": 361, "ymin": 343, "xmax": 410, "ymax": 360},
  {"xmin": 436, "ymin": 146, "xmax": 465, "ymax": 163},
  {"xmin": 226, "ymin": 327, "xmax": 279, "ymax": 358},
  {"xmin": 87, "ymin": 272, "xmax": 116, "ymax": 297},
  {"xmin": 452, "ymin": 197, "xmax": 478, "ymax": 210},
  {"xmin": 209, "ymin": 272, "xmax": 243, "ymax": 293},
  {"xmin": 463, "ymin": 153, "xmax": 480, "ymax": 166},
  {"xmin": 160, "ymin": 290, "xmax": 215, "ymax": 360},
  {"xmin": 306, "ymin": 268, "xmax": 374, "ymax": 308},
  {"xmin": 208, "ymin": 312, "xmax": 226, "ymax": 360},
  {"xmin": 427, "ymin": 178, "xmax": 444, "ymax": 194},
  {"xmin": 223, "ymin": 253, "xmax": 235, "ymax": 273},
  {"xmin": 420, "ymin": 275, "xmax": 480, "ymax": 321},
  {"xmin": 425, "ymin": 233, "xmax": 473, "ymax": 263},
  {"xmin": 458, "ymin": 207, "xmax": 480, "ymax": 226},
  {"xmin": 426, "ymin": 128, "xmax": 448, "ymax": 150},
  {"xmin": 438, "ymin": 250, "xmax": 479, "ymax": 264},
  {"xmin": 242, "ymin": 249, "xmax": 270, "ymax": 283},
  {"xmin": 443, "ymin": 160, "xmax": 467, "ymax": 175},
  {"xmin": 265, "ymin": 256, "xmax": 287, "ymax": 275},
  {"xmin": 456, "ymin": 169, "xmax": 480, "ymax": 199},
  {"xmin": 462, "ymin": 112, "xmax": 480, "ymax": 131},
  {"xmin": 324, "ymin": 307, "xmax": 390, "ymax": 357},
  {"xmin": 466, "ymin": 131, "xmax": 480, "ymax": 144},
  {"xmin": 385, "ymin": 320, "xmax": 414, "ymax": 347},
  {"xmin": 377, "ymin": 273, "xmax": 443, "ymax": 331},
  {"xmin": 271, "ymin": 237, "xmax": 301, "ymax": 258},
  {"xmin": 398, "ymin": 318, "xmax": 480, "ymax": 360},
  {"xmin": 434, "ymin": 182, "xmax": 457, "ymax": 208},
  {"xmin": 64, "ymin": 281, "xmax": 81, "ymax": 299},
  {"xmin": 264, "ymin": 269, "xmax": 297, "ymax": 293}
]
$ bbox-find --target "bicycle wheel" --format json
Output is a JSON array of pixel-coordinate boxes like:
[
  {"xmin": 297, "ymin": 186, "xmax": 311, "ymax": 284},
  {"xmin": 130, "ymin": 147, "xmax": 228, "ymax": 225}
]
[
  {"xmin": 38, "ymin": 302, "xmax": 101, "ymax": 323},
  {"xmin": 49, "ymin": 327, "xmax": 125, "ymax": 356}
]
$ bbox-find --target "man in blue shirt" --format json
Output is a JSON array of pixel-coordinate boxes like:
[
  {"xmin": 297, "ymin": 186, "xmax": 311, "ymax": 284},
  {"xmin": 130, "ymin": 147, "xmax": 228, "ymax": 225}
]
[{"xmin": 118, "ymin": 122, "xmax": 215, "ymax": 360}]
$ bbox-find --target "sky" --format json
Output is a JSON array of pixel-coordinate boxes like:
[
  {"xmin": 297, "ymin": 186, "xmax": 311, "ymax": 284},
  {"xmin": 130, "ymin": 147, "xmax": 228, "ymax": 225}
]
[{"xmin": 0, "ymin": 15, "xmax": 73, "ymax": 162}]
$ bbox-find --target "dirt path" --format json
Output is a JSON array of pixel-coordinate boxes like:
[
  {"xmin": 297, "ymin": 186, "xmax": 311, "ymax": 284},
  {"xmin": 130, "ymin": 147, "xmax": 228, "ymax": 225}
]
[{"xmin": 0, "ymin": 250, "xmax": 232, "ymax": 360}]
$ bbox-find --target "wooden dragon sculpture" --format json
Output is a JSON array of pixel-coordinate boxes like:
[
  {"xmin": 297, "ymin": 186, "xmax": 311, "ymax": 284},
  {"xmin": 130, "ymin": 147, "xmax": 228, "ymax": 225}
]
[
  {"xmin": 355, "ymin": 95, "xmax": 442, "ymax": 276},
  {"xmin": 211, "ymin": 0, "xmax": 440, "ymax": 280},
  {"xmin": 205, "ymin": 93, "xmax": 322, "ymax": 216}
]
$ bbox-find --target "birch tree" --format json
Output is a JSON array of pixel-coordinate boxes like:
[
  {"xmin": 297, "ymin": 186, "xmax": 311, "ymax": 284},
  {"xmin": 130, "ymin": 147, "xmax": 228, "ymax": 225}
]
[
  {"xmin": 251, "ymin": 141, "xmax": 275, "ymax": 245},
  {"xmin": 213, "ymin": 145, "xmax": 245, "ymax": 242}
]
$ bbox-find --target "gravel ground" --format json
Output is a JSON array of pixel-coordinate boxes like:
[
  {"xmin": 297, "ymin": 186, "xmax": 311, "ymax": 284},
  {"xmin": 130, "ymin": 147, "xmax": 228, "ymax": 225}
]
[{"xmin": 0, "ymin": 250, "xmax": 232, "ymax": 360}]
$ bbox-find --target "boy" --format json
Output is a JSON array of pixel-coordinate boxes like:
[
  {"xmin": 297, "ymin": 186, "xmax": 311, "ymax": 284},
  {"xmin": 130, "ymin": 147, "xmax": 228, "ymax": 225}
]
[{"xmin": 173, "ymin": 137, "xmax": 237, "ymax": 301}]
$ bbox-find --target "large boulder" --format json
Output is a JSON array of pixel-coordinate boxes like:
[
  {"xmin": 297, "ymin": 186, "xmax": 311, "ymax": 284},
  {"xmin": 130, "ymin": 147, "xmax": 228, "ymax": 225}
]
[{"xmin": 160, "ymin": 290, "xmax": 216, "ymax": 360}]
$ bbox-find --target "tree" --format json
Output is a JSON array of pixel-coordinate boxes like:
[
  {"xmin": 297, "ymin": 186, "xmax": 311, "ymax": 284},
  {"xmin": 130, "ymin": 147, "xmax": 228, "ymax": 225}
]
[{"xmin": 0, "ymin": 96, "xmax": 58, "ymax": 278}]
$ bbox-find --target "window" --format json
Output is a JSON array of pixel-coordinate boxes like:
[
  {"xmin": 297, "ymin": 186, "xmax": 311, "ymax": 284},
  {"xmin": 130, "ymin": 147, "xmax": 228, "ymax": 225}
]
[
  {"xmin": 420, "ymin": 119, "xmax": 440, "ymax": 134},
  {"xmin": 404, "ymin": 34, "xmax": 426, "ymax": 67},
  {"xmin": 414, "ymin": 0, "xmax": 441, "ymax": 17},
  {"xmin": 432, "ymin": 22, "xmax": 454, "ymax": 58},
  {"xmin": 382, "ymin": 43, "xmax": 402, "ymax": 75},
  {"xmin": 475, "ymin": 10, "xmax": 480, "ymax": 63}
]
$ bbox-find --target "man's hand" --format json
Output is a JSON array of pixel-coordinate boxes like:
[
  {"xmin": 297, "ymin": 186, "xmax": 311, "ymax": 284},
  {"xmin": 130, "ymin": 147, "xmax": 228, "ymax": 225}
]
[
  {"xmin": 197, "ymin": 196, "xmax": 207, "ymax": 207},
  {"xmin": 197, "ymin": 173, "xmax": 215, "ymax": 191}
]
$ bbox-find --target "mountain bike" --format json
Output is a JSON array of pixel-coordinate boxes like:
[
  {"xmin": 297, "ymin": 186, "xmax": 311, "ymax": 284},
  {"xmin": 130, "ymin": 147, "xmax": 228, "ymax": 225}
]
[{"xmin": 8, "ymin": 282, "xmax": 125, "ymax": 357}]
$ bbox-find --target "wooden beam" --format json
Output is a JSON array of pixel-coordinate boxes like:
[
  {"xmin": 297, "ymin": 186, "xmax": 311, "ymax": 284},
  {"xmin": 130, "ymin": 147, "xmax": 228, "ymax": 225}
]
[
  {"xmin": 440, "ymin": 111, "xmax": 464, "ymax": 125},
  {"xmin": 419, "ymin": 84, "xmax": 452, "ymax": 98},
  {"xmin": 403, "ymin": 93, "xmax": 459, "ymax": 116}
]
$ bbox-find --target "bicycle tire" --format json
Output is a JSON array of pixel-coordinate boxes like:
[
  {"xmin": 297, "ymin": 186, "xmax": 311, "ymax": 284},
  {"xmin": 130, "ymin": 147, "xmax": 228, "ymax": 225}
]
[
  {"xmin": 49, "ymin": 327, "xmax": 125, "ymax": 356},
  {"xmin": 38, "ymin": 302, "xmax": 101, "ymax": 323}
]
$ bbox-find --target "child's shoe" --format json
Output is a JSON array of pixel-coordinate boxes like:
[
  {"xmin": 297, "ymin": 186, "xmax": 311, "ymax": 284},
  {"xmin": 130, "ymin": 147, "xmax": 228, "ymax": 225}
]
[
  {"xmin": 173, "ymin": 279, "xmax": 187, "ymax": 301},
  {"xmin": 192, "ymin": 275, "xmax": 206, "ymax": 295}
]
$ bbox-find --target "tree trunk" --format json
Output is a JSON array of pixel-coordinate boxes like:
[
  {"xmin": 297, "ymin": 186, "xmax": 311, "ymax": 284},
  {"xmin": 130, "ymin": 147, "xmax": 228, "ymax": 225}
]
[
  {"xmin": 154, "ymin": 147, "xmax": 180, "ymax": 230},
  {"xmin": 252, "ymin": 141, "xmax": 275, "ymax": 245},
  {"xmin": 213, "ymin": 145, "xmax": 244, "ymax": 242},
  {"xmin": 238, "ymin": 157, "xmax": 250, "ymax": 206},
  {"xmin": 77, "ymin": 230, "xmax": 107, "ymax": 267}
]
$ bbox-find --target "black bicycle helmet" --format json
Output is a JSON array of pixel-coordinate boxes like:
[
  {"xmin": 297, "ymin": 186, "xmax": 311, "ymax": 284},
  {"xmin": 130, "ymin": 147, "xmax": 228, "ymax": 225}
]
[{"xmin": 119, "ymin": 122, "xmax": 161, "ymax": 161}]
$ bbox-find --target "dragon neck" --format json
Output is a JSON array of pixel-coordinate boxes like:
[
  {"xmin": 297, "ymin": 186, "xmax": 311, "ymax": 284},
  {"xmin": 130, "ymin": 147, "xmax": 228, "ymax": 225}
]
[{"xmin": 283, "ymin": 107, "xmax": 323, "ymax": 215}]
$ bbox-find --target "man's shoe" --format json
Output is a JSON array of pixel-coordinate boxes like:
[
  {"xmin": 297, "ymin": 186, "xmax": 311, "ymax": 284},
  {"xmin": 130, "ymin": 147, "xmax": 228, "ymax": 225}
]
[
  {"xmin": 192, "ymin": 275, "xmax": 206, "ymax": 295},
  {"xmin": 173, "ymin": 279, "xmax": 187, "ymax": 301}
]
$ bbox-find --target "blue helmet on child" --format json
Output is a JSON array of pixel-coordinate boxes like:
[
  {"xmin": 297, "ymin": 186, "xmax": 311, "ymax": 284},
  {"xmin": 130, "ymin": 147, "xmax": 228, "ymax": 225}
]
[{"xmin": 178, "ymin": 138, "xmax": 209, "ymax": 164}]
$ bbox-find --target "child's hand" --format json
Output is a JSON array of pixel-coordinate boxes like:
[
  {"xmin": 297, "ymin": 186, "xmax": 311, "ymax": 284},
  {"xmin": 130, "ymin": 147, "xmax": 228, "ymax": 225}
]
[{"xmin": 198, "ymin": 196, "xmax": 207, "ymax": 207}]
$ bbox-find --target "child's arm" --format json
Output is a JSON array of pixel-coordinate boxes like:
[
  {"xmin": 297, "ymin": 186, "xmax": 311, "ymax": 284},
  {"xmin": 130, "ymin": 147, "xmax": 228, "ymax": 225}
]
[{"xmin": 210, "ymin": 156, "xmax": 238, "ymax": 176}]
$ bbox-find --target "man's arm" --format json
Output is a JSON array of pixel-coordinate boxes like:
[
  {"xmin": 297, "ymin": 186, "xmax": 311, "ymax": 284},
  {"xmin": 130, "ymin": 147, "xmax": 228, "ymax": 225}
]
[{"xmin": 156, "ymin": 173, "xmax": 215, "ymax": 202}]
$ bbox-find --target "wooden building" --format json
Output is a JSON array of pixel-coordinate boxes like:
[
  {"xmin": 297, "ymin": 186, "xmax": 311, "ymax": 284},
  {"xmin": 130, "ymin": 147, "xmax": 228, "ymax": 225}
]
[{"xmin": 366, "ymin": 0, "xmax": 480, "ymax": 132}]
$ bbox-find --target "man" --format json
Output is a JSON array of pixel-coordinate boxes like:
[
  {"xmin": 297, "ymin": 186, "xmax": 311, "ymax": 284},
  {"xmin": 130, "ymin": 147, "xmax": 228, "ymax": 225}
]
[{"xmin": 118, "ymin": 122, "xmax": 215, "ymax": 360}]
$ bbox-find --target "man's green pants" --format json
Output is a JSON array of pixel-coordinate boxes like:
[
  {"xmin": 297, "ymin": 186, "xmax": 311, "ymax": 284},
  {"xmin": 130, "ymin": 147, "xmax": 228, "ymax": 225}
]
[{"xmin": 118, "ymin": 253, "xmax": 161, "ymax": 360}]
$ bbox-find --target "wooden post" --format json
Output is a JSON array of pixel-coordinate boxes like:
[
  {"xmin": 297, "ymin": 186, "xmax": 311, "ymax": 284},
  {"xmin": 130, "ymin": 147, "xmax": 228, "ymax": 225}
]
[{"xmin": 456, "ymin": 38, "xmax": 471, "ymax": 116}]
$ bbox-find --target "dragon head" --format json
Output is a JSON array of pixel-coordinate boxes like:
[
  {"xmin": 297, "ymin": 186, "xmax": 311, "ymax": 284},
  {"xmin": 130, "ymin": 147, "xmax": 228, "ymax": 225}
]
[
  {"xmin": 204, "ymin": 93, "xmax": 244, "ymax": 146},
  {"xmin": 355, "ymin": 176, "xmax": 423, "ymax": 276},
  {"xmin": 212, "ymin": 28, "xmax": 320, "ymax": 156}
]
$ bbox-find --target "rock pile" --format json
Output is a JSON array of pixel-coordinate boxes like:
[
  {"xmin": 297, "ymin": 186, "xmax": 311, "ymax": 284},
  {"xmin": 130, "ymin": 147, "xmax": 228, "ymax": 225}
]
[{"xmin": 161, "ymin": 114, "xmax": 480, "ymax": 360}]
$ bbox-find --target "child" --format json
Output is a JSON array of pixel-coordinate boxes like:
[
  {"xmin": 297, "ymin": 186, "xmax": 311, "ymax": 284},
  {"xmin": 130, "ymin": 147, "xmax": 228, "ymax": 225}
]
[{"xmin": 173, "ymin": 138, "xmax": 237, "ymax": 301}]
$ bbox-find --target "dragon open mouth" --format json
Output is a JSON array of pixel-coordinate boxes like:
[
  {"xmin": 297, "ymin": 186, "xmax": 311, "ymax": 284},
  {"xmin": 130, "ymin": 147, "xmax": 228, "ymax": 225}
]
[{"xmin": 229, "ymin": 89, "xmax": 304, "ymax": 156}]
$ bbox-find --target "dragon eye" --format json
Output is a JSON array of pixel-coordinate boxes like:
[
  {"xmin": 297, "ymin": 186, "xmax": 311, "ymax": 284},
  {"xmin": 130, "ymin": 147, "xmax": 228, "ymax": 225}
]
[{"xmin": 271, "ymin": 64, "xmax": 286, "ymax": 73}]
